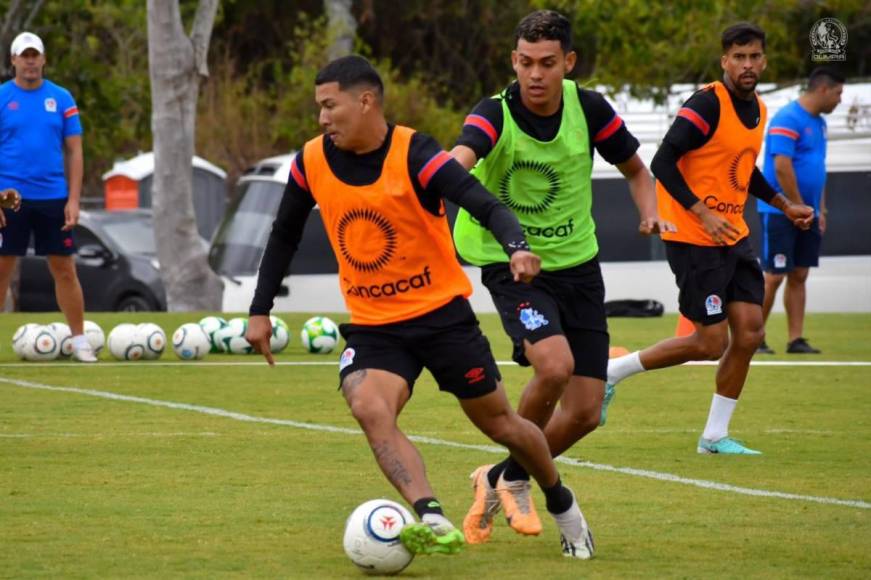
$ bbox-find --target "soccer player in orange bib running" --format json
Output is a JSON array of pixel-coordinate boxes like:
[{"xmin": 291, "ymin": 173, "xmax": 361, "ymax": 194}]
[
  {"xmin": 246, "ymin": 56, "xmax": 594, "ymax": 559},
  {"xmin": 605, "ymin": 23, "xmax": 814, "ymax": 455}
]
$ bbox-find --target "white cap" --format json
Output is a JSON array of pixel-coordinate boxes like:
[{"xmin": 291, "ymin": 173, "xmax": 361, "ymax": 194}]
[{"xmin": 10, "ymin": 32, "xmax": 44, "ymax": 56}]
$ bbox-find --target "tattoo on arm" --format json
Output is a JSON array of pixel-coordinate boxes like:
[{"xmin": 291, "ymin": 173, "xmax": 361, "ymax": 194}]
[{"xmin": 372, "ymin": 441, "xmax": 413, "ymax": 487}]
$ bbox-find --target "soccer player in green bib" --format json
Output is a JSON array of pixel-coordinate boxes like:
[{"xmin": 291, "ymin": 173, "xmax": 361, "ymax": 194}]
[{"xmin": 451, "ymin": 10, "xmax": 672, "ymax": 544}]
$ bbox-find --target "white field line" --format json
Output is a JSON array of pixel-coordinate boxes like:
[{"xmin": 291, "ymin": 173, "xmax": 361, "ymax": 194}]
[
  {"xmin": 1, "ymin": 375, "xmax": 868, "ymax": 511},
  {"xmin": 0, "ymin": 432, "xmax": 219, "ymax": 438},
  {"xmin": 0, "ymin": 360, "xmax": 869, "ymax": 368}
]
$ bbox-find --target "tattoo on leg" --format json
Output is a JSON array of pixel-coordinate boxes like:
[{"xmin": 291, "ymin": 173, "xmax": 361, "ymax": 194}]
[
  {"xmin": 341, "ymin": 370, "xmax": 367, "ymax": 398},
  {"xmin": 372, "ymin": 441, "xmax": 413, "ymax": 487}
]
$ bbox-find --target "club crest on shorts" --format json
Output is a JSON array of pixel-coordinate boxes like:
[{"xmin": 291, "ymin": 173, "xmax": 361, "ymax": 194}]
[
  {"xmin": 705, "ymin": 294, "xmax": 723, "ymax": 316},
  {"xmin": 44, "ymin": 98, "xmax": 57, "ymax": 113},
  {"xmin": 774, "ymin": 253, "xmax": 787, "ymax": 269},
  {"xmin": 339, "ymin": 347, "xmax": 356, "ymax": 371},
  {"xmin": 519, "ymin": 306, "xmax": 549, "ymax": 331}
]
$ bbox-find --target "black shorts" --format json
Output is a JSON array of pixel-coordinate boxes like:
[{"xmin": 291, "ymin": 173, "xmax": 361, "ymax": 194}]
[
  {"xmin": 0, "ymin": 199, "xmax": 75, "ymax": 256},
  {"xmin": 665, "ymin": 238, "xmax": 764, "ymax": 326},
  {"xmin": 337, "ymin": 297, "xmax": 501, "ymax": 400},
  {"xmin": 759, "ymin": 213, "xmax": 822, "ymax": 273},
  {"xmin": 481, "ymin": 259, "xmax": 609, "ymax": 381}
]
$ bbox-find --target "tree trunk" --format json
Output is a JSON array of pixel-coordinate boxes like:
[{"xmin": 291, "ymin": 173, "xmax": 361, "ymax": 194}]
[
  {"xmin": 147, "ymin": 0, "xmax": 222, "ymax": 311},
  {"xmin": 324, "ymin": 0, "xmax": 356, "ymax": 60}
]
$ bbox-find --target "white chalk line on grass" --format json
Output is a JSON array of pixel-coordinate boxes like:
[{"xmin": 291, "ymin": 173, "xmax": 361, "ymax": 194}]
[
  {"xmin": 0, "ymin": 360, "xmax": 869, "ymax": 368},
  {"xmin": 1, "ymin": 375, "xmax": 868, "ymax": 511},
  {"xmin": 0, "ymin": 431, "xmax": 219, "ymax": 438}
]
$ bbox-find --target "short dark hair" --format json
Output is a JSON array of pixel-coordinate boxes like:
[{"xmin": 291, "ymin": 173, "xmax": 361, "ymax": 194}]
[
  {"xmin": 515, "ymin": 10, "xmax": 572, "ymax": 54},
  {"xmin": 315, "ymin": 55, "xmax": 384, "ymax": 100},
  {"xmin": 807, "ymin": 66, "xmax": 845, "ymax": 90},
  {"xmin": 721, "ymin": 22, "xmax": 766, "ymax": 52}
]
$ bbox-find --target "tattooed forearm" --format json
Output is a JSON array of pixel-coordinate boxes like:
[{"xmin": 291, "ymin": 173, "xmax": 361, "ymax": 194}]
[
  {"xmin": 341, "ymin": 370, "xmax": 367, "ymax": 399},
  {"xmin": 372, "ymin": 441, "xmax": 413, "ymax": 487}
]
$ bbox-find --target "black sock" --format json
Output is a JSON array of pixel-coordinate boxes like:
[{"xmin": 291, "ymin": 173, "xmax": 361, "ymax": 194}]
[
  {"xmin": 487, "ymin": 459, "xmax": 510, "ymax": 488},
  {"xmin": 413, "ymin": 497, "xmax": 444, "ymax": 519},
  {"xmin": 541, "ymin": 478, "xmax": 573, "ymax": 514},
  {"xmin": 502, "ymin": 457, "xmax": 530, "ymax": 482}
]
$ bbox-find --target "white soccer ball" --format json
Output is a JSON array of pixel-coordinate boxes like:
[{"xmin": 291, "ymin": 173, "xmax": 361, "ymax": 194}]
[
  {"xmin": 198, "ymin": 316, "xmax": 228, "ymax": 353},
  {"xmin": 136, "ymin": 323, "xmax": 166, "ymax": 360},
  {"xmin": 20, "ymin": 325, "xmax": 61, "ymax": 361},
  {"xmin": 343, "ymin": 499, "xmax": 415, "ymax": 575},
  {"xmin": 269, "ymin": 315, "xmax": 290, "ymax": 353},
  {"xmin": 48, "ymin": 322, "xmax": 73, "ymax": 357},
  {"xmin": 12, "ymin": 323, "xmax": 39, "ymax": 358},
  {"xmin": 84, "ymin": 320, "xmax": 105, "ymax": 354},
  {"xmin": 108, "ymin": 323, "xmax": 145, "ymax": 361},
  {"xmin": 172, "ymin": 323, "xmax": 211, "ymax": 360},
  {"xmin": 213, "ymin": 317, "xmax": 253, "ymax": 354},
  {"xmin": 300, "ymin": 316, "xmax": 340, "ymax": 354}
]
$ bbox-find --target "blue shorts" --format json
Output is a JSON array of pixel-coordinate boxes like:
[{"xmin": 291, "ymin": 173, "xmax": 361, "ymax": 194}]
[
  {"xmin": 759, "ymin": 213, "xmax": 821, "ymax": 273},
  {"xmin": 0, "ymin": 199, "xmax": 76, "ymax": 256}
]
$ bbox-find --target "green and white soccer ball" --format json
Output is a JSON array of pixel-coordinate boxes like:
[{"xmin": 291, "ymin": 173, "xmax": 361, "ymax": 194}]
[
  {"xmin": 343, "ymin": 499, "xmax": 415, "ymax": 575},
  {"xmin": 213, "ymin": 317, "xmax": 253, "ymax": 354},
  {"xmin": 172, "ymin": 323, "xmax": 210, "ymax": 360},
  {"xmin": 269, "ymin": 315, "xmax": 290, "ymax": 353},
  {"xmin": 198, "ymin": 316, "xmax": 228, "ymax": 353},
  {"xmin": 108, "ymin": 323, "xmax": 145, "ymax": 361},
  {"xmin": 136, "ymin": 323, "xmax": 166, "ymax": 360},
  {"xmin": 48, "ymin": 322, "xmax": 73, "ymax": 357},
  {"xmin": 300, "ymin": 316, "xmax": 339, "ymax": 354}
]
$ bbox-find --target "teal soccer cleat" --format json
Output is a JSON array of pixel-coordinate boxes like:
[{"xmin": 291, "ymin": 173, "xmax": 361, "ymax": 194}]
[
  {"xmin": 599, "ymin": 382, "xmax": 616, "ymax": 426},
  {"xmin": 697, "ymin": 436, "xmax": 762, "ymax": 455}
]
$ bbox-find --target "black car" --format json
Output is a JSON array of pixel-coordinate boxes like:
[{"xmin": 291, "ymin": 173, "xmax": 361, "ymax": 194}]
[{"xmin": 19, "ymin": 209, "xmax": 167, "ymax": 311}]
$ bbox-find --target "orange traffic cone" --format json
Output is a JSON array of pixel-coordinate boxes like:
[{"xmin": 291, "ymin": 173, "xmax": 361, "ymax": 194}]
[{"xmin": 675, "ymin": 314, "xmax": 695, "ymax": 337}]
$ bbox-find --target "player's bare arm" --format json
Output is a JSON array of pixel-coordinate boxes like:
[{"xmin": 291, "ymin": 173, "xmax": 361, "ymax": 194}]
[
  {"xmin": 689, "ymin": 199, "xmax": 741, "ymax": 244},
  {"xmin": 246, "ymin": 314, "xmax": 275, "ymax": 366},
  {"xmin": 773, "ymin": 155, "xmax": 804, "ymax": 206},
  {"xmin": 449, "ymin": 144, "xmax": 478, "ymax": 171},
  {"xmin": 616, "ymin": 154, "xmax": 676, "ymax": 235},
  {"xmin": 770, "ymin": 193, "xmax": 814, "ymax": 230}
]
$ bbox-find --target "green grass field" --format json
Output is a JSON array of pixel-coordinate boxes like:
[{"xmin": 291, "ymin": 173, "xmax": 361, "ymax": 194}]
[{"xmin": 1, "ymin": 312, "xmax": 869, "ymax": 579}]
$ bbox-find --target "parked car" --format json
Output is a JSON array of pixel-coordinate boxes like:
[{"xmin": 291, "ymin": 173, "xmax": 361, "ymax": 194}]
[{"xmin": 19, "ymin": 209, "xmax": 168, "ymax": 311}]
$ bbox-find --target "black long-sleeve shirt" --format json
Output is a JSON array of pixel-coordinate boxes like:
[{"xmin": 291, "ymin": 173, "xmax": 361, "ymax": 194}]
[
  {"xmin": 651, "ymin": 81, "xmax": 777, "ymax": 209},
  {"xmin": 249, "ymin": 125, "xmax": 529, "ymax": 315}
]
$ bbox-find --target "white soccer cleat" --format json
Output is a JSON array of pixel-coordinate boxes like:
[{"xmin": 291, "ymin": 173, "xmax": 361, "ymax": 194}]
[
  {"xmin": 72, "ymin": 343, "xmax": 98, "ymax": 363},
  {"xmin": 553, "ymin": 488, "xmax": 595, "ymax": 560}
]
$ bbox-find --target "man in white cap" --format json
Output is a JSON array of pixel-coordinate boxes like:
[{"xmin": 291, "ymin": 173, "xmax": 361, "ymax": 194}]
[{"xmin": 0, "ymin": 32, "xmax": 96, "ymax": 362}]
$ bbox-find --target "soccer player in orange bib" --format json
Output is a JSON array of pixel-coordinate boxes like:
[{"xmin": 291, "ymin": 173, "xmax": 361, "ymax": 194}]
[
  {"xmin": 605, "ymin": 24, "xmax": 813, "ymax": 455},
  {"xmin": 246, "ymin": 56, "xmax": 594, "ymax": 559}
]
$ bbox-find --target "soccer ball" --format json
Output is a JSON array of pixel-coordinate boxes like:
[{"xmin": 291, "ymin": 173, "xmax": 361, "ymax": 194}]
[
  {"xmin": 269, "ymin": 315, "xmax": 290, "ymax": 353},
  {"xmin": 136, "ymin": 323, "xmax": 166, "ymax": 360},
  {"xmin": 172, "ymin": 323, "xmax": 211, "ymax": 360},
  {"xmin": 213, "ymin": 317, "xmax": 253, "ymax": 354},
  {"xmin": 11, "ymin": 323, "xmax": 39, "ymax": 358},
  {"xmin": 343, "ymin": 499, "xmax": 415, "ymax": 575},
  {"xmin": 20, "ymin": 325, "xmax": 61, "ymax": 361},
  {"xmin": 300, "ymin": 316, "xmax": 340, "ymax": 354},
  {"xmin": 108, "ymin": 323, "xmax": 145, "ymax": 361},
  {"xmin": 198, "ymin": 316, "xmax": 228, "ymax": 353},
  {"xmin": 84, "ymin": 320, "xmax": 105, "ymax": 354},
  {"xmin": 48, "ymin": 322, "xmax": 73, "ymax": 357}
]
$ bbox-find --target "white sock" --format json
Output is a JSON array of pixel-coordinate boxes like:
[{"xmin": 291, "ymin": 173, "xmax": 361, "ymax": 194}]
[
  {"xmin": 606, "ymin": 351, "xmax": 645, "ymax": 385},
  {"xmin": 421, "ymin": 513, "xmax": 454, "ymax": 534},
  {"xmin": 702, "ymin": 394, "xmax": 738, "ymax": 441},
  {"xmin": 71, "ymin": 334, "xmax": 89, "ymax": 350}
]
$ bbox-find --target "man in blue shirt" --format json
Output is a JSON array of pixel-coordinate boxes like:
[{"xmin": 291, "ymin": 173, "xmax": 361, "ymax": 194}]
[
  {"xmin": 757, "ymin": 67, "xmax": 843, "ymax": 354},
  {"xmin": 0, "ymin": 31, "xmax": 96, "ymax": 362}
]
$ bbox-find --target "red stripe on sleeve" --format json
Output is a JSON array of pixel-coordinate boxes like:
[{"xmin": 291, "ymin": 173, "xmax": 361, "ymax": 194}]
[
  {"xmin": 677, "ymin": 107, "xmax": 710, "ymax": 136},
  {"xmin": 63, "ymin": 107, "xmax": 79, "ymax": 118},
  {"xmin": 769, "ymin": 127, "xmax": 799, "ymax": 140},
  {"xmin": 290, "ymin": 156, "xmax": 308, "ymax": 191},
  {"xmin": 417, "ymin": 151, "xmax": 452, "ymax": 189},
  {"xmin": 593, "ymin": 114, "xmax": 623, "ymax": 143},
  {"xmin": 464, "ymin": 114, "xmax": 498, "ymax": 147}
]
